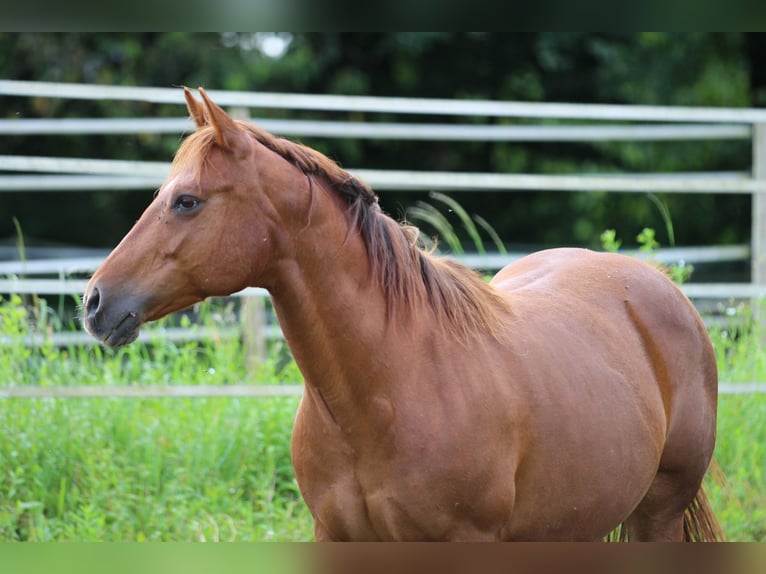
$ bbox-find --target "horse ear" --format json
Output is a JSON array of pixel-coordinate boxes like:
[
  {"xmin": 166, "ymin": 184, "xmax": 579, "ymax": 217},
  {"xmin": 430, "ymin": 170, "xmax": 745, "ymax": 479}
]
[
  {"xmin": 184, "ymin": 86, "xmax": 207, "ymax": 128},
  {"xmin": 197, "ymin": 87, "xmax": 250, "ymax": 157}
]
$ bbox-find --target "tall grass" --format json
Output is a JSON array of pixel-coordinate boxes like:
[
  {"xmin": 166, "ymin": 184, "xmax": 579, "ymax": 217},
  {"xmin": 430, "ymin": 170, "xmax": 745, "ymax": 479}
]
[
  {"xmin": 0, "ymin": 294, "xmax": 313, "ymax": 541},
  {"xmin": 1, "ymin": 287, "xmax": 765, "ymax": 541},
  {"xmin": 710, "ymin": 394, "xmax": 766, "ymax": 541},
  {"xmin": 0, "ymin": 395, "xmax": 312, "ymax": 541},
  {"xmin": 703, "ymin": 302, "xmax": 766, "ymax": 541}
]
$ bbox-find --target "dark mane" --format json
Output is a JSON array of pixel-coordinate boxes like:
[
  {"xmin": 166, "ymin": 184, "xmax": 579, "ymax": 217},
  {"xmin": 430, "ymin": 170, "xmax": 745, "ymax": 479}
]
[{"xmin": 174, "ymin": 122, "xmax": 509, "ymax": 339}]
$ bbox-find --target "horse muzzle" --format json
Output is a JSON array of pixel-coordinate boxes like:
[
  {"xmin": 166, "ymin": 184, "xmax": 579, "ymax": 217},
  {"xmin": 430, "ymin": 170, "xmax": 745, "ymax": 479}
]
[{"xmin": 82, "ymin": 281, "xmax": 145, "ymax": 348}]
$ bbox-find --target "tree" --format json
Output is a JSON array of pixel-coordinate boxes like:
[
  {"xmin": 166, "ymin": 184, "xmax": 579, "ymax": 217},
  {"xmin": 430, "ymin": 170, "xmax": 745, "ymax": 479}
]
[{"xmin": 0, "ymin": 33, "xmax": 757, "ymax": 255}]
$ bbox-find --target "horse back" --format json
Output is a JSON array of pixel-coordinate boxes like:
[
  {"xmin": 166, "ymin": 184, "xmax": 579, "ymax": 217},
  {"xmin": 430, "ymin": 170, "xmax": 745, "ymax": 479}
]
[{"xmin": 491, "ymin": 247, "xmax": 717, "ymax": 409}]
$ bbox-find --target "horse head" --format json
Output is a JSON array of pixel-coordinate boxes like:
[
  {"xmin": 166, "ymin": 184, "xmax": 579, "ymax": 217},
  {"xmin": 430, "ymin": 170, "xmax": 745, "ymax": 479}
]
[{"xmin": 82, "ymin": 88, "xmax": 300, "ymax": 347}]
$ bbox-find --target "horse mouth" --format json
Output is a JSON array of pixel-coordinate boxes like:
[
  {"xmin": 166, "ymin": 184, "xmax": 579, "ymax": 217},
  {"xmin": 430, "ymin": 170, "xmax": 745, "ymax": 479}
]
[
  {"xmin": 87, "ymin": 311, "xmax": 142, "ymax": 348},
  {"xmin": 106, "ymin": 314, "xmax": 141, "ymax": 347}
]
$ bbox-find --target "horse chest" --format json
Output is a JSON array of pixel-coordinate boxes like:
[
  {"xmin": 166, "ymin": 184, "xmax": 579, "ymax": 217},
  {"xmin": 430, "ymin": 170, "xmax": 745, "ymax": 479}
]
[
  {"xmin": 292, "ymin": 393, "xmax": 418, "ymax": 539},
  {"xmin": 292, "ymin": 392, "xmax": 515, "ymax": 540},
  {"xmin": 296, "ymin": 440, "xmax": 500, "ymax": 541}
]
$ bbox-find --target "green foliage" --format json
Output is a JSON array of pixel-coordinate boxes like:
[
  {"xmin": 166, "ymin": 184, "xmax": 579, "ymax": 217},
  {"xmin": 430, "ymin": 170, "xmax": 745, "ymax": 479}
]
[
  {"xmin": 646, "ymin": 193, "xmax": 677, "ymax": 248},
  {"xmin": 473, "ymin": 215, "xmax": 508, "ymax": 255},
  {"xmin": 599, "ymin": 229, "xmax": 622, "ymax": 253},
  {"xmin": 407, "ymin": 202, "xmax": 463, "ymax": 255},
  {"xmin": 706, "ymin": 302, "xmax": 766, "ymax": 541},
  {"xmin": 429, "ymin": 192, "xmax": 487, "ymax": 255},
  {"xmin": 407, "ymin": 192, "xmax": 507, "ymax": 255},
  {"xmin": 0, "ymin": 33, "xmax": 757, "ymax": 251},
  {"xmin": 637, "ymin": 227, "xmax": 660, "ymax": 253},
  {"xmin": 0, "ymin": 294, "xmax": 312, "ymax": 541},
  {"xmin": 710, "ymin": 395, "xmax": 766, "ymax": 542},
  {"xmin": 601, "ymin": 227, "xmax": 694, "ymax": 285},
  {"xmin": 0, "ymin": 395, "xmax": 311, "ymax": 541}
]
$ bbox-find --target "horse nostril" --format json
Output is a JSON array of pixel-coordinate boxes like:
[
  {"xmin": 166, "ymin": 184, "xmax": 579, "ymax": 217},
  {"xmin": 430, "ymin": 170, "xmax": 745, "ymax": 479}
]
[{"xmin": 85, "ymin": 286, "xmax": 101, "ymax": 319}]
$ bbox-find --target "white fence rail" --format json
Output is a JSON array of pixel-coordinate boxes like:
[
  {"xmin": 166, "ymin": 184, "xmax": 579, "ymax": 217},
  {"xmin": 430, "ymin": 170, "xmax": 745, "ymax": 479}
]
[
  {"xmin": 0, "ymin": 246, "xmax": 756, "ymax": 301},
  {"xmin": 0, "ymin": 154, "xmax": 762, "ymax": 193},
  {"xmin": 4, "ymin": 79, "xmax": 766, "ymax": 122},
  {"xmin": 0, "ymin": 382, "xmax": 762, "ymax": 399},
  {"xmin": 0, "ymin": 245, "xmax": 751, "ymax": 277},
  {"xmin": 0, "ymin": 117, "xmax": 754, "ymax": 141}
]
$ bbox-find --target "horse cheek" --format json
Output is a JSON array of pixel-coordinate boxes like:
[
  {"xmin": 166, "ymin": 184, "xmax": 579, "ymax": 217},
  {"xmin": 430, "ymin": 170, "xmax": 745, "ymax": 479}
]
[{"xmin": 204, "ymin": 235, "xmax": 268, "ymax": 295}]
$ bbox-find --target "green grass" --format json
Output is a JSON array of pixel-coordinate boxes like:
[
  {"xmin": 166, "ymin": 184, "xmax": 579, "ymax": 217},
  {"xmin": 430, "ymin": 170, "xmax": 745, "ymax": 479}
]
[
  {"xmin": 0, "ymin": 293, "xmax": 765, "ymax": 541},
  {"xmin": 710, "ymin": 395, "xmax": 766, "ymax": 541},
  {"xmin": 705, "ymin": 302, "xmax": 766, "ymax": 541},
  {"xmin": 0, "ymin": 294, "xmax": 313, "ymax": 541},
  {"xmin": 0, "ymin": 396, "xmax": 312, "ymax": 541}
]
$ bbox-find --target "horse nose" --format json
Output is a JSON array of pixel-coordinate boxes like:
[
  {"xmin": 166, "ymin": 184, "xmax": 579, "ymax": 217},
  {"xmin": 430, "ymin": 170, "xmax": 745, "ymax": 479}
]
[{"xmin": 84, "ymin": 284, "xmax": 101, "ymax": 323}]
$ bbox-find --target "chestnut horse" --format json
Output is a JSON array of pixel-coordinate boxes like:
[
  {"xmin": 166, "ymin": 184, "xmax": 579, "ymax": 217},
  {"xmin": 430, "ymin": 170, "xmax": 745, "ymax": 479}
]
[{"xmin": 83, "ymin": 88, "xmax": 723, "ymax": 541}]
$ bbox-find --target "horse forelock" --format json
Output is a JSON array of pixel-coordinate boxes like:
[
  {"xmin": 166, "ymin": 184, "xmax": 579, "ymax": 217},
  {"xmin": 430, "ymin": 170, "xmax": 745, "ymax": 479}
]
[
  {"xmin": 173, "ymin": 123, "xmax": 508, "ymax": 339},
  {"xmin": 169, "ymin": 126, "xmax": 219, "ymax": 182}
]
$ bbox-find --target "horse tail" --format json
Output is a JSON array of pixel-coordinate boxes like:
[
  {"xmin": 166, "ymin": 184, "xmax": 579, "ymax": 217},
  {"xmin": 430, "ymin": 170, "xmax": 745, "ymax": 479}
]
[
  {"xmin": 683, "ymin": 485, "xmax": 724, "ymax": 541},
  {"xmin": 683, "ymin": 458, "xmax": 726, "ymax": 542}
]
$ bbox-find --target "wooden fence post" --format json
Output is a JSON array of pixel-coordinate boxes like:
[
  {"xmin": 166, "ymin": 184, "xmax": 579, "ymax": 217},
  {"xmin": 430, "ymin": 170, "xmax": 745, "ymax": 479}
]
[{"xmin": 230, "ymin": 106, "xmax": 267, "ymax": 373}]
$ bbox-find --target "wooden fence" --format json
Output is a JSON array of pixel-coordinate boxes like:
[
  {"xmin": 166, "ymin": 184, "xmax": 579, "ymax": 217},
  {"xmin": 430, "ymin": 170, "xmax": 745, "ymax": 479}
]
[{"xmin": 1, "ymin": 79, "xmax": 766, "ymax": 397}]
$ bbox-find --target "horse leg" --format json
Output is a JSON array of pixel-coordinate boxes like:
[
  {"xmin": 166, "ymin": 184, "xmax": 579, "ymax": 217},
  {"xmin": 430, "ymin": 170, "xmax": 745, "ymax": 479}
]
[
  {"xmin": 624, "ymin": 468, "xmax": 697, "ymax": 541},
  {"xmin": 624, "ymin": 426, "xmax": 715, "ymax": 542},
  {"xmin": 313, "ymin": 519, "xmax": 336, "ymax": 541}
]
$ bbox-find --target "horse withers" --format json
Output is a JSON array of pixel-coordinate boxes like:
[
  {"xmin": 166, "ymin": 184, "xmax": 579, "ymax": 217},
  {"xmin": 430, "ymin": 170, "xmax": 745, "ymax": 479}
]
[{"xmin": 83, "ymin": 87, "xmax": 723, "ymax": 541}]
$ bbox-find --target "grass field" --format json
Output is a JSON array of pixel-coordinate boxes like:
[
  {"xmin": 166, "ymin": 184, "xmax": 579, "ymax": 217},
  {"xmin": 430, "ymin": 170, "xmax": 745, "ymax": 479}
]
[{"xmin": 1, "ymin": 293, "xmax": 764, "ymax": 541}]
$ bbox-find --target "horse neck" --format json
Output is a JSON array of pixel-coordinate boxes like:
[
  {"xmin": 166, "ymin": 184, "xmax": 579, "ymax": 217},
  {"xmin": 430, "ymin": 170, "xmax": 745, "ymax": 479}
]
[{"xmin": 266, "ymin": 181, "xmax": 393, "ymax": 407}]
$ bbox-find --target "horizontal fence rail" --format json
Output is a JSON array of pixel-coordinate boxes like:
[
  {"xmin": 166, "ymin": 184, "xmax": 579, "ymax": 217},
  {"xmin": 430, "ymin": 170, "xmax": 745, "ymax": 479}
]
[
  {"xmin": 0, "ymin": 383, "xmax": 766, "ymax": 399},
  {"xmin": 0, "ymin": 245, "xmax": 750, "ymax": 276},
  {"xmin": 3, "ymin": 172, "xmax": 765, "ymax": 193},
  {"xmin": 0, "ymin": 117, "xmax": 754, "ymax": 141},
  {"xmin": 0, "ymin": 324, "xmax": 284, "ymax": 348},
  {"xmin": 0, "ymin": 278, "xmax": 270, "ymax": 297},
  {"xmin": 0, "ymin": 382, "xmax": 761, "ymax": 399},
  {"xmin": 4, "ymin": 79, "xmax": 766, "ymax": 123},
  {"xmin": 3, "ymin": 278, "xmax": 761, "ymax": 300},
  {"xmin": 0, "ymin": 384, "xmax": 305, "ymax": 398},
  {"xmin": 1, "ymin": 155, "xmax": 764, "ymax": 194}
]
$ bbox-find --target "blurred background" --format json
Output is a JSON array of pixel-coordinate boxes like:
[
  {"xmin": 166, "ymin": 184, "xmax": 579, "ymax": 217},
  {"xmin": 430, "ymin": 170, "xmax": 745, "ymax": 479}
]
[{"xmin": 1, "ymin": 32, "xmax": 763, "ymax": 273}]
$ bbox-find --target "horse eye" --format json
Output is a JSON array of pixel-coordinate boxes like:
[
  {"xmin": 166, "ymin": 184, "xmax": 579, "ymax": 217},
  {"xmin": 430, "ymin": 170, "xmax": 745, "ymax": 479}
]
[{"xmin": 173, "ymin": 195, "xmax": 202, "ymax": 213}]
